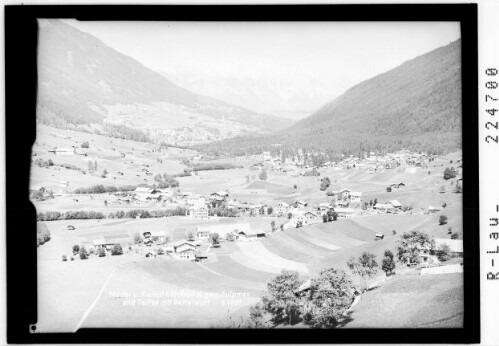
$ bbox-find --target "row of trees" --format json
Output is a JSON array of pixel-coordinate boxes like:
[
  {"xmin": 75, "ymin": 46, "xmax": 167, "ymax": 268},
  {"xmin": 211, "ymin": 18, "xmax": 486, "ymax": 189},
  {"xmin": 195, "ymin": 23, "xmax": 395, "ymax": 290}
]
[
  {"xmin": 37, "ymin": 210, "xmax": 106, "ymax": 221},
  {"xmin": 65, "ymin": 244, "xmax": 124, "ymax": 261},
  {"xmin": 74, "ymin": 184, "xmax": 138, "ymax": 194}
]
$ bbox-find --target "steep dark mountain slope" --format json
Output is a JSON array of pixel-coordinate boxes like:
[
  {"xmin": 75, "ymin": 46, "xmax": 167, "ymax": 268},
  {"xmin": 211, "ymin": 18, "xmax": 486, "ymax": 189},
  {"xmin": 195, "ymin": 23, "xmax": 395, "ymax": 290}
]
[
  {"xmin": 198, "ymin": 39, "xmax": 462, "ymax": 155},
  {"xmin": 36, "ymin": 19, "xmax": 289, "ymax": 133}
]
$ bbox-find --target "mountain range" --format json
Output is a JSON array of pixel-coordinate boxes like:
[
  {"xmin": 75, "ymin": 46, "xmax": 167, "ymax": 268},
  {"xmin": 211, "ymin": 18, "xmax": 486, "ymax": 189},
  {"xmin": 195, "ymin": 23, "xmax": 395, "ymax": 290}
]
[
  {"xmin": 36, "ymin": 19, "xmax": 290, "ymax": 144},
  {"xmin": 198, "ymin": 39, "xmax": 462, "ymax": 155}
]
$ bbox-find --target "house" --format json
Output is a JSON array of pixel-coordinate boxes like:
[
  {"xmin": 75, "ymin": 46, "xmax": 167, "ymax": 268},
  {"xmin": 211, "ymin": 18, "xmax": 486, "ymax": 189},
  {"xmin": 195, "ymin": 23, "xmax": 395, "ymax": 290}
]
[
  {"xmin": 48, "ymin": 147, "xmax": 75, "ymax": 155},
  {"xmin": 375, "ymin": 233, "xmax": 385, "ymax": 240},
  {"xmin": 211, "ymin": 191, "xmax": 229, "ymax": 199},
  {"xmin": 250, "ymin": 204, "xmax": 262, "ymax": 216},
  {"xmin": 145, "ymin": 250, "xmax": 157, "ymax": 258},
  {"xmin": 67, "ymin": 225, "xmax": 75, "ymax": 230},
  {"xmin": 196, "ymin": 223, "xmax": 252, "ymax": 239},
  {"xmin": 189, "ymin": 205, "xmax": 209, "ymax": 219},
  {"xmin": 350, "ymin": 191, "xmax": 362, "ymax": 202},
  {"xmin": 294, "ymin": 200, "xmax": 308, "ymax": 208},
  {"xmin": 235, "ymin": 229, "xmax": 266, "ymax": 240},
  {"xmin": 389, "ymin": 200, "xmax": 402, "ymax": 209},
  {"xmin": 304, "ymin": 211, "xmax": 319, "ymax": 220},
  {"xmin": 336, "ymin": 200, "xmax": 350, "ymax": 208},
  {"xmin": 318, "ymin": 203, "xmax": 333, "ymax": 216},
  {"xmin": 134, "ymin": 186, "xmax": 151, "ymax": 196},
  {"xmin": 374, "ymin": 203, "xmax": 395, "ymax": 213},
  {"xmin": 92, "ymin": 239, "xmax": 116, "ymax": 251},
  {"xmin": 338, "ymin": 189, "xmax": 351, "ymax": 200},
  {"xmin": 276, "ymin": 201, "xmax": 290, "ymax": 215},
  {"xmin": 196, "ymin": 228, "xmax": 211, "ymax": 240},
  {"xmin": 150, "ymin": 231, "xmax": 168, "ymax": 243},
  {"xmin": 335, "ymin": 208, "xmax": 356, "ymax": 218},
  {"xmin": 173, "ymin": 241, "xmax": 198, "ymax": 260}
]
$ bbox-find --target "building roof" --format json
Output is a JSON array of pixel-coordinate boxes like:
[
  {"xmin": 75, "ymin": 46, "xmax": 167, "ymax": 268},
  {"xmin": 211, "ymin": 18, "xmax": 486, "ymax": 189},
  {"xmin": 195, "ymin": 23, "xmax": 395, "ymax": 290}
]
[
  {"xmin": 278, "ymin": 201, "xmax": 290, "ymax": 208},
  {"xmin": 350, "ymin": 191, "xmax": 362, "ymax": 197},
  {"xmin": 389, "ymin": 200, "xmax": 402, "ymax": 208},
  {"xmin": 150, "ymin": 231, "xmax": 167, "ymax": 237},
  {"xmin": 134, "ymin": 187, "xmax": 150, "ymax": 193},
  {"xmin": 196, "ymin": 223, "xmax": 251, "ymax": 236}
]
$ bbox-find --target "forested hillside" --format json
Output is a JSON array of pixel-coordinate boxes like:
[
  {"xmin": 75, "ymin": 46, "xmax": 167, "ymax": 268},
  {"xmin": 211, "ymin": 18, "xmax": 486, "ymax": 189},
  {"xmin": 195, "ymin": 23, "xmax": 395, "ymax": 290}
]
[
  {"xmin": 197, "ymin": 39, "xmax": 462, "ymax": 156},
  {"xmin": 36, "ymin": 19, "xmax": 289, "ymax": 135}
]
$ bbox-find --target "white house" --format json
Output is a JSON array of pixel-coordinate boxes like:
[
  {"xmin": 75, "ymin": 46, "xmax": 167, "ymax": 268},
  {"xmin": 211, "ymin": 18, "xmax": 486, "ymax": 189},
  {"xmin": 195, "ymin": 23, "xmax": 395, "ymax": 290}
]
[
  {"xmin": 374, "ymin": 203, "xmax": 395, "ymax": 213},
  {"xmin": 350, "ymin": 191, "xmax": 362, "ymax": 202},
  {"xmin": 189, "ymin": 205, "xmax": 209, "ymax": 219},
  {"xmin": 172, "ymin": 241, "xmax": 198, "ymax": 260},
  {"xmin": 276, "ymin": 201, "xmax": 290, "ymax": 215},
  {"xmin": 335, "ymin": 208, "xmax": 356, "ymax": 218}
]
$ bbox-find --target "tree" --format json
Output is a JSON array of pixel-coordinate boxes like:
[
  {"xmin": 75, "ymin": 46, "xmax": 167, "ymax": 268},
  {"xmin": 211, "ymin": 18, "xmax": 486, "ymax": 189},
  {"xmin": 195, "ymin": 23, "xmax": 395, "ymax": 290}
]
[
  {"xmin": 347, "ymin": 252, "xmax": 378, "ymax": 292},
  {"xmin": 246, "ymin": 303, "xmax": 269, "ymax": 328},
  {"xmin": 187, "ymin": 231, "xmax": 195, "ymax": 241},
  {"xmin": 287, "ymin": 212, "xmax": 292, "ymax": 219},
  {"xmin": 454, "ymin": 184, "xmax": 462, "ymax": 193},
  {"xmin": 301, "ymin": 267, "xmax": 355, "ymax": 328},
  {"xmin": 271, "ymin": 220, "xmax": 276, "ymax": 232},
  {"xmin": 392, "ymin": 230, "xmax": 397, "ymax": 235},
  {"xmin": 293, "ymin": 184, "xmax": 297, "ymax": 190},
  {"xmin": 296, "ymin": 221, "xmax": 303, "ymax": 228},
  {"xmin": 381, "ymin": 250, "xmax": 396, "ymax": 276},
  {"xmin": 97, "ymin": 247, "xmax": 106, "ymax": 257},
  {"xmin": 373, "ymin": 198, "xmax": 378, "ymax": 205},
  {"xmin": 261, "ymin": 270, "xmax": 303, "ymax": 325},
  {"xmin": 439, "ymin": 215, "xmax": 448, "ymax": 225},
  {"xmin": 62, "ymin": 254, "xmax": 67, "ymax": 262},
  {"xmin": 81, "ymin": 141, "xmax": 89, "ymax": 148},
  {"xmin": 322, "ymin": 214, "xmax": 328, "ymax": 223},
  {"xmin": 111, "ymin": 244, "xmax": 123, "ymax": 256},
  {"xmin": 443, "ymin": 167, "xmax": 457, "ymax": 180},
  {"xmin": 79, "ymin": 246, "xmax": 89, "ymax": 260},
  {"xmin": 386, "ymin": 186, "xmax": 392, "ymax": 192},
  {"xmin": 436, "ymin": 243, "xmax": 452, "ymax": 261},
  {"xmin": 451, "ymin": 232, "xmax": 460, "ymax": 240},
  {"xmin": 104, "ymin": 200, "xmax": 108, "ymax": 207},
  {"xmin": 226, "ymin": 233, "xmax": 236, "ymax": 242},
  {"xmin": 259, "ymin": 169, "xmax": 268, "ymax": 181},
  {"xmin": 267, "ymin": 206, "xmax": 273, "ymax": 215},
  {"xmin": 439, "ymin": 185, "xmax": 446, "ymax": 193},
  {"xmin": 397, "ymin": 231, "xmax": 435, "ymax": 265},
  {"xmin": 210, "ymin": 233, "xmax": 220, "ymax": 246},
  {"xmin": 280, "ymin": 224, "xmax": 284, "ymax": 232},
  {"xmin": 72, "ymin": 244, "xmax": 80, "ymax": 255}
]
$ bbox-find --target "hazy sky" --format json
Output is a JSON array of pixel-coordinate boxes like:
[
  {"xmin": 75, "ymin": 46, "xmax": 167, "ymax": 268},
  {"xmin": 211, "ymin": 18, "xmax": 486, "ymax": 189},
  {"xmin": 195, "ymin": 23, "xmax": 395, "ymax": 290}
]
[{"xmin": 65, "ymin": 20, "xmax": 461, "ymax": 113}]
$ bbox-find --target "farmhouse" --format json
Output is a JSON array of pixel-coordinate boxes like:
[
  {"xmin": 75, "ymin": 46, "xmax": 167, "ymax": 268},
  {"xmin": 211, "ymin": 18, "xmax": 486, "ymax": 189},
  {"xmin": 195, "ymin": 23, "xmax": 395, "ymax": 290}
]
[
  {"xmin": 318, "ymin": 203, "xmax": 333, "ymax": 216},
  {"xmin": 195, "ymin": 254, "xmax": 209, "ymax": 262},
  {"xmin": 92, "ymin": 239, "xmax": 116, "ymax": 251},
  {"xmin": 374, "ymin": 203, "xmax": 395, "ymax": 213},
  {"xmin": 235, "ymin": 229, "xmax": 266, "ymax": 240},
  {"xmin": 196, "ymin": 228, "xmax": 211, "ymax": 240},
  {"xmin": 172, "ymin": 241, "xmax": 198, "ymax": 260},
  {"xmin": 304, "ymin": 211, "xmax": 319, "ymax": 220}
]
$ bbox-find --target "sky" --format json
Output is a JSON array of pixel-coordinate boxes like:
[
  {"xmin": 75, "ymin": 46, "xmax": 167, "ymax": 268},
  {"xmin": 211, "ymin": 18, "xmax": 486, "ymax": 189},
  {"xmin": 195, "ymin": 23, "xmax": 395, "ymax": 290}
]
[{"xmin": 64, "ymin": 20, "xmax": 461, "ymax": 115}]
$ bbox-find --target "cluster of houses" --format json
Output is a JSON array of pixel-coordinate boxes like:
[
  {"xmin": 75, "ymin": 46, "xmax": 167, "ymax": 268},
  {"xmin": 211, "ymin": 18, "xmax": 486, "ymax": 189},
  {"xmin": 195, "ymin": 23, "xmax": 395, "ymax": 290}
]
[{"xmin": 251, "ymin": 149, "xmax": 432, "ymax": 176}]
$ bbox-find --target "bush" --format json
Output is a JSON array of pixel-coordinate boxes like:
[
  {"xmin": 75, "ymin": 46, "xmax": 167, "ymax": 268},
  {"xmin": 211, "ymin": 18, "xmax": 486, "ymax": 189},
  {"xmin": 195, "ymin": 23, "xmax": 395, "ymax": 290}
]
[
  {"xmin": 451, "ymin": 232, "xmax": 460, "ymax": 240},
  {"xmin": 81, "ymin": 141, "xmax": 90, "ymax": 148},
  {"xmin": 381, "ymin": 250, "xmax": 396, "ymax": 276},
  {"xmin": 442, "ymin": 202, "xmax": 447, "ymax": 208},
  {"xmin": 79, "ymin": 246, "xmax": 89, "ymax": 260},
  {"xmin": 392, "ymin": 230, "xmax": 397, "ymax": 235},
  {"xmin": 439, "ymin": 215, "xmax": 448, "ymax": 225},
  {"xmin": 72, "ymin": 244, "xmax": 80, "ymax": 255},
  {"xmin": 111, "ymin": 244, "xmax": 123, "ymax": 256},
  {"xmin": 157, "ymin": 247, "xmax": 165, "ymax": 255},
  {"xmin": 443, "ymin": 167, "xmax": 457, "ymax": 180},
  {"xmin": 70, "ymin": 256, "xmax": 74, "ymax": 261},
  {"xmin": 62, "ymin": 254, "xmax": 67, "ymax": 262},
  {"xmin": 97, "ymin": 247, "xmax": 106, "ymax": 257}
]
